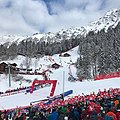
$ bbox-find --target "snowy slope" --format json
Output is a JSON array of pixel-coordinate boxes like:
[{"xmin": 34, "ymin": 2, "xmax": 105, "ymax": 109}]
[
  {"xmin": 0, "ymin": 77, "xmax": 120, "ymax": 110},
  {"xmin": 0, "ymin": 46, "xmax": 120, "ymax": 110},
  {"xmin": 0, "ymin": 35, "xmax": 27, "ymax": 46},
  {"xmin": 0, "ymin": 46, "xmax": 79, "ymax": 92}
]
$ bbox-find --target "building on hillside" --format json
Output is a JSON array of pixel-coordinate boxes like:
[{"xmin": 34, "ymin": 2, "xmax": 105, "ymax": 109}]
[
  {"xmin": 51, "ymin": 63, "xmax": 61, "ymax": 69},
  {"xmin": 0, "ymin": 62, "xmax": 18, "ymax": 74},
  {"xmin": 0, "ymin": 62, "xmax": 8, "ymax": 73},
  {"xmin": 59, "ymin": 53, "xmax": 71, "ymax": 57},
  {"xmin": 63, "ymin": 53, "xmax": 71, "ymax": 57},
  {"xmin": 10, "ymin": 63, "xmax": 17, "ymax": 67}
]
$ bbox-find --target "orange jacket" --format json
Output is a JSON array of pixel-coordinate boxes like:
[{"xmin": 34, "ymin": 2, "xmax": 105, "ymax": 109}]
[
  {"xmin": 107, "ymin": 111, "xmax": 117, "ymax": 120},
  {"xmin": 114, "ymin": 100, "xmax": 119, "ymax": 107}
]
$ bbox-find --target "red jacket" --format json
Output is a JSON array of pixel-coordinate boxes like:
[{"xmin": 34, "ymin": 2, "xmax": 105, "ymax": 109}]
[
  {"xmin": 116, "ymin": 111, "xmax": 120, "ymax": 120},
  {"xmin": 98, "ymin": 116, "xmax": 104, "ymax": 120},
  {"xmin": 107, "ymin": 111, "xmax": 117, "ymax": 120}
]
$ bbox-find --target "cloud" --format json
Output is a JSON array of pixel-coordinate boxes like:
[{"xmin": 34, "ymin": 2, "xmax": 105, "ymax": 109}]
[
  {"xmin": 104, "ymin": 0, "xmax": 120, "ymax": 10},
  {"xmin": 44, "ymin": 0, "xmax": 106, "ymax": 32},
  {"xmin": 0, "ymin": 0, "xmax": 120, "ymax": 35},
  {"xmin": 0, "ymin": 0, "xmax": 49, "ymax": 35}
]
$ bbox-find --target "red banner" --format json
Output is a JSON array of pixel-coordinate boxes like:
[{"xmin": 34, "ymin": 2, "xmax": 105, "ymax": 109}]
[{"xmin": 95, "ymin": 72, "xmax": 120, "ymax": 80}]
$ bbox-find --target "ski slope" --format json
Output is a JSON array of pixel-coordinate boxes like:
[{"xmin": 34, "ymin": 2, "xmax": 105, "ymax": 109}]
[{"xmin": 0, "ymin": 46, "xmax": 120, "ymax": 110}]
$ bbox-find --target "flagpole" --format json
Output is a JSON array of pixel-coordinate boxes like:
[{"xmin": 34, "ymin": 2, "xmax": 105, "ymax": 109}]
[
  {"xmin": 8, "ymin": 63, "xmax": 11, "ymax": 87},
  {"xmin": 63, "ymin": 71, "xmax": 65, "ymax": 100}
]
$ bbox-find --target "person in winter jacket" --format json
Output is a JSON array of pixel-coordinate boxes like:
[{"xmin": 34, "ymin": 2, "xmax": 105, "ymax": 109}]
[
  {"xmin": 90, "ymin": 109, "xmax": 98, "ymax": 120},
  {"xmin": 116, "ymin": 110, "xmax": 120, "ymax": 120},
  {"xmin": 81, "ymin": 108, "xmax": 88, "ymax": 120},
  {"xmin": 58, "ymin": 107, "xmax": 66, "ymax": 120},
  {"xmin": 51, "ymin": 109, "xmax": 58, "ymax": 120},
  {"xmin": 46, "ymin": 112, "xmax": 52, "ymax": 120},
  {"xmin": 98, "ymin": 114, "xmax": 104, "ymax": 120},
  {"xmin": 73, "ymin": 108, "xmax": 80, "ymax": 120},
  {"xmin": 0, "ymin": 113, "xmax": 5, "ymax": 120},
  {"xmin": 105, "ymin": 111, "xmax": 117, "ymax": 120},
  {"xmin": 67, "ymin": 108, "xmax": 75, "ymax": 120}
]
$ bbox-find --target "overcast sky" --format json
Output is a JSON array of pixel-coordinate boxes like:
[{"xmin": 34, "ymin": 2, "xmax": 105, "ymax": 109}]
[{"xmin": 0, "ymin": 0, "xmax": 120, "ymax": 35}]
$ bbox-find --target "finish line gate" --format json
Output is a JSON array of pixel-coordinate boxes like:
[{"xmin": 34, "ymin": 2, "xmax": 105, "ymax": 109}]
[{"xmin": 31, "ymin": 80, "xmax": 57, "ymax": 96}]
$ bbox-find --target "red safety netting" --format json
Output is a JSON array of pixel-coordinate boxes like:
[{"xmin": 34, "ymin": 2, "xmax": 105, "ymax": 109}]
[{"xmin": 95, "ymin": 72, "xmax": 120, "ymax": 80}]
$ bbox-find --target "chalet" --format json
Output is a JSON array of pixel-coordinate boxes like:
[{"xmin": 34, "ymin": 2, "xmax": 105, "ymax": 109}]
[
  {"xmin": 59, "ymin": 53, "xmax": 71, "ymax": 57},
  {"xmin": 0, "ymin": 62, "xmax": 18, "ymax": 74},
  {"xmin": 11, "ymin": 63, "xmax": 17, "ymax": 67},
  {"xmin": 0, "ymin": 62, "xmax": 8, "ymax": 73},
  {"xmin": 51, "ymin": 63, "xmax": 60, "ymax": 69},
  {"xmin": 63, "ymin": 53, "xmax": 71, "ymax": 57}
]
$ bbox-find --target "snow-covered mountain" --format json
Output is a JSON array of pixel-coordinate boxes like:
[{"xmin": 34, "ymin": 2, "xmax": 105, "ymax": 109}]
[
  {"xmin": 0, "ymin": 8, "xmax": 120, "ymax": 110},
  {"xmin": 0, "ymin": 8, "xmax": 120, "ymax": 45}
]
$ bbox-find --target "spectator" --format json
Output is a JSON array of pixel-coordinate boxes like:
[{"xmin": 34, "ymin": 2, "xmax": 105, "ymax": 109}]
[
  {"xmin": 105, "ymin": 109, "xmax": 117, "ymax": 120},
  {"xmin": 0, "ymin": 88, "xmax": 120, "ymax": 120},
  {"xmin": 51, "ymin": 109, "xmax": 58, "ymax": 120}
]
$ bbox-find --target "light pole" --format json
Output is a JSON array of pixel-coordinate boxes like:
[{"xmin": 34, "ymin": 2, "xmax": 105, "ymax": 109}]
[
  {"xmin": 19, "ymin": 80, "xmax": 22, "ymax": 88},
  {"xmin": 8, "ymin": 63, "xmax": 11, "ymax": 87},
  {"xmin": 34, "ymin": 56, "xmax": 37, "ymax": 75},
  {"xmin": 63, "ymin": 71, "xmax": 65, "ymax": 100}
]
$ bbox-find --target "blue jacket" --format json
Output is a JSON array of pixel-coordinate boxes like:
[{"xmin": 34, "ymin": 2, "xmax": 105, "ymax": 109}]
[
  {"xmin": 105, "ymin": 115, "xmax": 114, "ymax": 120},
  {"xmin": 73, "ymin": 108, "xmax": 80, "ymax": 120},
  {"xmin": 51, "ymin": 111, "xmax": 58, "ymax": 120}
]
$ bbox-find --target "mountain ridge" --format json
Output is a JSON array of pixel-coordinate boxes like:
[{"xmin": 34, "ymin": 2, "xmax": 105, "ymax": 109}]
[{"xmin": 0, "ymin": 8, "xmax": 120, "ymax": 45}]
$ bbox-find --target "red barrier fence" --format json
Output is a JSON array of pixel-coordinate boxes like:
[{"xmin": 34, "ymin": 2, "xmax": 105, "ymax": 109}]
[{"xmin": 95, "ymin": 72, "xmax": 120, "ymax": 80}]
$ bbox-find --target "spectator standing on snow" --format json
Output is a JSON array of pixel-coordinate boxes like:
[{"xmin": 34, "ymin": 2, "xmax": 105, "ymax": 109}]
[
  {"xmin": 116, "ymin": 109, "xmax": 120, "ymax": 120},
  {"xmin": 51, "ymin": 109, "xmax": 58, "ymax": 120},
  {"xmin": 90, "ymin": 109, "xmax": 98, "ymax": 120},
  {"xmin": 81, "ymin": 108, "xmax": 88, "ymax": 120},
  {"xmin": 73, "ymin": 107, "xmax": 80, "ymax": 120},
  {"xmin": 105, "ymin": 109, "xmax": 117, "ymax": 120}
]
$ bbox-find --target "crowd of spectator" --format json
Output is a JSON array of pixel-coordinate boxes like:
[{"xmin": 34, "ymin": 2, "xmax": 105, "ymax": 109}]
[
  {"xmin": 0, "ymin": 87, "xmax": 120, "ymax": 120},
  {"xmin": 0, "ymin": 84, "xmax": 44, "ymax": 97}
]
